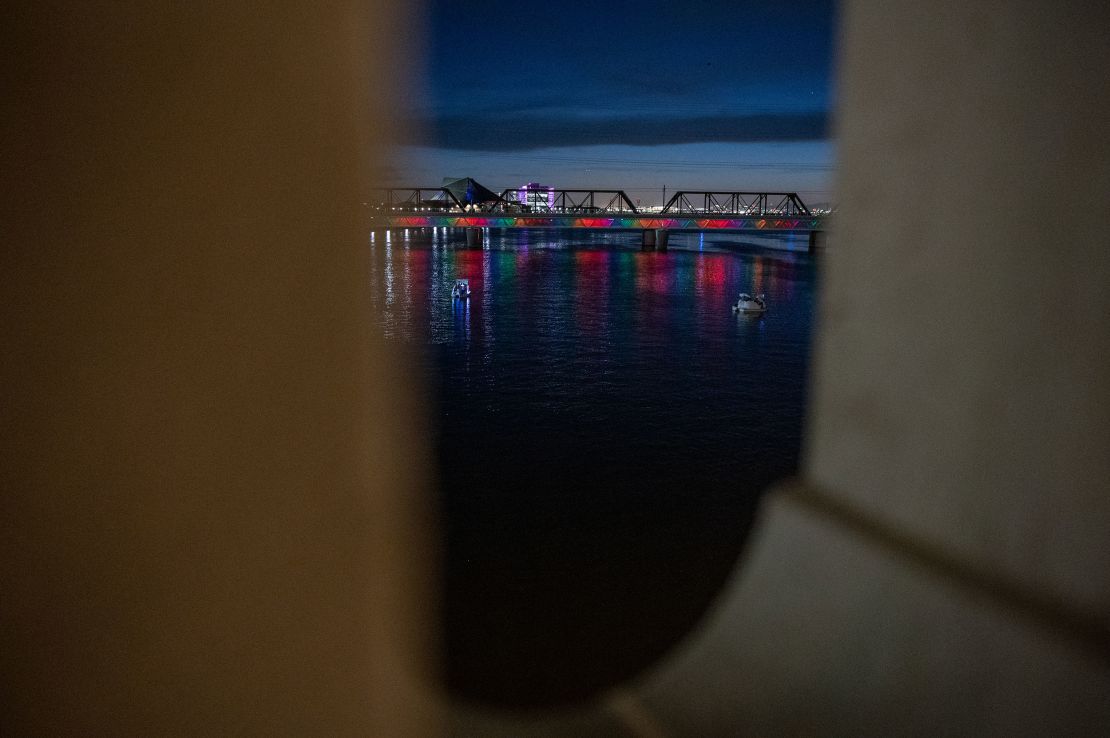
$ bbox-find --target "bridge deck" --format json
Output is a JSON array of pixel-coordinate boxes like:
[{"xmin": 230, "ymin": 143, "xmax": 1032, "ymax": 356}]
[{"xmin": 370, "ymin": 212, "xmax": 827, "ymax": 233}]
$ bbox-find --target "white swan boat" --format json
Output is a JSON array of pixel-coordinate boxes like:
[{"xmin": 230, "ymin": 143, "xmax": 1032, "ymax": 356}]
[
  {"xmin": 451, "ymin": 279, "xmax": 472, "ymax": 299},
  {"xmin": 732, "ymin": 293, "xmax": 766, "ymax": 314}
]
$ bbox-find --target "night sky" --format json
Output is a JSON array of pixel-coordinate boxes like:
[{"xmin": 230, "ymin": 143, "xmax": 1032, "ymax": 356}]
[{"xmin": 388, "ymin": 0, "xmax": 838, "ymax": 206}]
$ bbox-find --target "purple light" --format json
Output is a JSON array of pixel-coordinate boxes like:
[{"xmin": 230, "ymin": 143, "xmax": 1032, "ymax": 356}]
[{"xmin": 519, "ymin": 182, "xmax": 554, "ymax": 211}]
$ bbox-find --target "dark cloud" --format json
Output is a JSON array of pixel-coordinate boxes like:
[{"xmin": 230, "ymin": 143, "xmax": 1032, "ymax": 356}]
[{"xmin": 395, "ymin": 112, "xmax": 829, "ymax": 151}]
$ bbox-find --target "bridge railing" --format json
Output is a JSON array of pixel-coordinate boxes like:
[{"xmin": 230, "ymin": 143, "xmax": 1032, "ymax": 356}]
[{"xmin": 660, "ymin": 191, "xmax": 812, "ymax": 217}]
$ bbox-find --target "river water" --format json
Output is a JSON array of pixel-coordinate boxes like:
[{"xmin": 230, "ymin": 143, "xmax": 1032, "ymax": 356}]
[{"xmin": 369, "ymin": 227, "xmax": 819, "ymax": 707}]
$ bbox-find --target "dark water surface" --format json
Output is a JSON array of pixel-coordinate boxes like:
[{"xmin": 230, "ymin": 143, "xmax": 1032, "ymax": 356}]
[{"xmin": 369, "ymin": 228, "xmax": 818, "ymax": 707}]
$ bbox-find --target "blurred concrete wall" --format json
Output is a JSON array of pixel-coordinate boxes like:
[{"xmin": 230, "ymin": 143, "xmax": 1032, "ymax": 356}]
[{"xmin": 1, "ymin": 2, "xmax": 438, "ymax": 735}]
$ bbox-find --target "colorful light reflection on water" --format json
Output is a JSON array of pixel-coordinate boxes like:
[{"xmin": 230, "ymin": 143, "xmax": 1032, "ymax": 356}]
[{"xmin": 368, "ymin": 227, "xmax": 818, "ymax": 707}]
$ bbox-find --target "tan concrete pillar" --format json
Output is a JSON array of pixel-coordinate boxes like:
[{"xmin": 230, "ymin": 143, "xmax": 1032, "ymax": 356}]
[{"xmin": 1, "ymin": 2, "xmax": 438, "ymax": 735}]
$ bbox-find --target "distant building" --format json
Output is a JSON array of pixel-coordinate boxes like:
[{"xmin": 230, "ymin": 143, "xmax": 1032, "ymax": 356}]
[
  {"xmin": 517, "ymin": 182, "xmax": 554, "ymax": 211},
  {"xmin": 438, "ymin": 177, "xmax": 501, "ymax": 207}
]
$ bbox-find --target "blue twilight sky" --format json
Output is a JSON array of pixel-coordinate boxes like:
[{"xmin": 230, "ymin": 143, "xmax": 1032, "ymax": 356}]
[{"xmin": 387, "ymin": 0, "xmax": 838, "ymax": 207}]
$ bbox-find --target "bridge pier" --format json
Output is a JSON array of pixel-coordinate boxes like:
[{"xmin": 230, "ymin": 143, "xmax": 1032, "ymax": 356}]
[
  {"xmin": 808, "ymin": 230, "xmax": 826, "ymax": 252},
  {"xmin": 641, "ymin": 229, "xmax": 656, "ymax": 249},
  {"xmin": 655, "ymin": 229, "xmax": 669, "ymax": 251},
  {"xmin": 465, "ymin": 227, "xmax": 482, "ymax": 248}
]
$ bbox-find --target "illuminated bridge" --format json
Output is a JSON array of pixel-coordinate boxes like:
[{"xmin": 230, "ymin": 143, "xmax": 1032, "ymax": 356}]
[{"xmin": 367, "ymin": 187, "xmax": 830, "ymax": 250}]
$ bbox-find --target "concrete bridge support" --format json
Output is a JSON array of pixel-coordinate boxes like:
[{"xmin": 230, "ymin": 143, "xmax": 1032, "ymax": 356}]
[
  {"xmin": 808, "ymin": 230, "xmax": 826, "ymax": 251},
  {"xmin": 655, "ymin": 229, "xmax": 669, "ymax": 251},
  {"xmin": 641, "ymin": 229, "xmax": 655, "ymax": 249},
  {"xmin": 465, "ymin": 227, "xmax": 482, "ymax": 248}
]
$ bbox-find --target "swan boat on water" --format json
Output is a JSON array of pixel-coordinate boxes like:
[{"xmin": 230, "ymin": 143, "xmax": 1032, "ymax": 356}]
[
  {"xmin": 732, "ymin": 293, "xmax": 767, "ymax": 315},
  {"xmin": 451, "ymin": 279, "xmax": 471, "ymax": 299}
]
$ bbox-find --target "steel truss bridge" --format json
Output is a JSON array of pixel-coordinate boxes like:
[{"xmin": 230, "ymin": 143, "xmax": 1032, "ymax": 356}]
[{"xmin": 367, "ymin": 187, "xmax": 829, "ymax": 248}]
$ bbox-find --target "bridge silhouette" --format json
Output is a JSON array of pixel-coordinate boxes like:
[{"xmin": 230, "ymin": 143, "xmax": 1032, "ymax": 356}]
[{"xmin": 367, "ymin": 187, "xmax": 829, "ymax": 250}]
